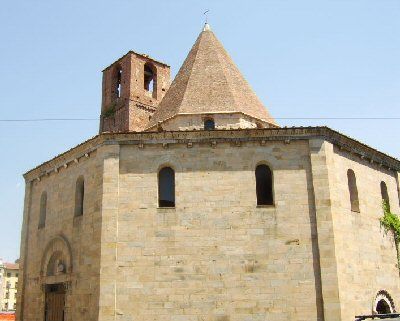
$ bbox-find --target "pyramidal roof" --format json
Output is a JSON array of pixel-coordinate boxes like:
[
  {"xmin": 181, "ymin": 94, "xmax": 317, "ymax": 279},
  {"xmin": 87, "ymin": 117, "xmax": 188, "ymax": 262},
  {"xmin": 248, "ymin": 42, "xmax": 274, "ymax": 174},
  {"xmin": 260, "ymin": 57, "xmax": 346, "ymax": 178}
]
[{"xmin": 147, "ymin": 24, "xmax": 277, "ymax": 129}]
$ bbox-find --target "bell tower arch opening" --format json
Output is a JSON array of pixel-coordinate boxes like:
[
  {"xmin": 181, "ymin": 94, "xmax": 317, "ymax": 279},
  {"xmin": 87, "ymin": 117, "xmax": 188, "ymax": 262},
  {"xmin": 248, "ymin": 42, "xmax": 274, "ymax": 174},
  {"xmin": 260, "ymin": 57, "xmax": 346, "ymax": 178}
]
[{"xmin": 144, "ymin": 62, "xmax": 157, "ymax": 97}]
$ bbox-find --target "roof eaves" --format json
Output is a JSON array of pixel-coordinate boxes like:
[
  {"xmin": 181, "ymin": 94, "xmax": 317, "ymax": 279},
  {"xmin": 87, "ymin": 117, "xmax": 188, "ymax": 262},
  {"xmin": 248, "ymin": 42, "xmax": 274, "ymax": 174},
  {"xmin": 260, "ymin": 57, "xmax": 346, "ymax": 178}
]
[
  {"xmin": 24, "ymin": 126, "xmax": 400, "ymax": 181},
  {"xmin": 102, "ymin": 50, "xmax": 170, "ymax": 72}
]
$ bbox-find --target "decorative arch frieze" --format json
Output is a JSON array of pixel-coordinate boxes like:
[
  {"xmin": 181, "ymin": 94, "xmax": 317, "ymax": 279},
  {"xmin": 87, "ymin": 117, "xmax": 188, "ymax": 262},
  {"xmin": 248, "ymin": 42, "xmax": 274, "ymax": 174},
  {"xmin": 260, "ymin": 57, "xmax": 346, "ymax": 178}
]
[{"xmin": 373, "ymin": 290, "xmax": 396, "ymax": 314}]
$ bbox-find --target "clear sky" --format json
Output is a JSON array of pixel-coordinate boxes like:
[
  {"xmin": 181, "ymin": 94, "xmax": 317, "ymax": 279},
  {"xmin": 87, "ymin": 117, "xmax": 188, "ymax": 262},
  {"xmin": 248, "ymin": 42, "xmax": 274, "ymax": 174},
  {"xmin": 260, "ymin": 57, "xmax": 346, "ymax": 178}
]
[{"xmin": 0, "ymin": 0, "xmax": 399, "ymax": 262}]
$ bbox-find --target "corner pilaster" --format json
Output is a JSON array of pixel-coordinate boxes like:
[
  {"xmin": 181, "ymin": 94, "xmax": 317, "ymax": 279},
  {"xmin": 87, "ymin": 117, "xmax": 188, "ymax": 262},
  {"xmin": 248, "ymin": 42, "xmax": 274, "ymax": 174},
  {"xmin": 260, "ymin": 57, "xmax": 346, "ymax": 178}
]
[
  {"xmin": 98, "ymin": 144, "xmax": 120, "ymax": 321},
  {"xmin": 309, "ymin": 139, "xmax": 343, "ymax": 320}
]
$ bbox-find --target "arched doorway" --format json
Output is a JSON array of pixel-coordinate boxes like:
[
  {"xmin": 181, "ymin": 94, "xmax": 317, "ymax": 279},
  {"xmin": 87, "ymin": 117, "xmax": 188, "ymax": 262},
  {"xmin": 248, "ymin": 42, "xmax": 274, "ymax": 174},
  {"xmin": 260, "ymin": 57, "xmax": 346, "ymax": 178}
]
[
  {"xmin": 376, "ymin": 299, "xmax": 391, "ymax": 314},
  {"xmin": 41, "ymin": 236, "xmax": 73, "ymax": 321},
  {"xmin": 373, "ymin": 290, "xmax": 395, "ymax": 315}
]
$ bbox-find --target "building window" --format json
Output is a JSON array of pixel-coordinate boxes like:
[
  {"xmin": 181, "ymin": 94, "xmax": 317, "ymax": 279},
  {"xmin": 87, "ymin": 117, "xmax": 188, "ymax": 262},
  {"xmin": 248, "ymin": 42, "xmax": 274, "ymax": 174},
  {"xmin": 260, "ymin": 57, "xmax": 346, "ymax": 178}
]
[
  {"xmin": 4, "ymin": 303, "xmax": 8, "ymax": 310},
  {"xmin": 204, "ymin": 118, "xmax": 215, "ymax": 130},
  {"xmin": 13, "ymin": 303, "xmax": 16, "ymax": 310},
  {"xmin": 114, "ymin": 65, "xmax": 122, "ymax": 99},
  {"xmin": 255, "ymin": 164, "xmax": 273, "ymax": 206},
  {"xmin": 158, "ymin": 167, "xmax": 175, "ymax": 207},
  {"xmin": 6, "ymin": 273, "xmax": 11, "ymax": 278},
  {"xmin": 74, "ymin": 176, "xmax": 85, "ymax": 217},
  {"xmin": 144, "ymin": 63, "xmax": 156, "ymax": 94},
  {"xmin": 38, "ymin": 191, "xmax": 47, "ymax": 229},
  {"xmin": 381, "ymin": 181, "xmax": 390, "ymax": 211},
  {"xmin": 347, "ymin": 169, "xmax": 360, "ymax": 212}
]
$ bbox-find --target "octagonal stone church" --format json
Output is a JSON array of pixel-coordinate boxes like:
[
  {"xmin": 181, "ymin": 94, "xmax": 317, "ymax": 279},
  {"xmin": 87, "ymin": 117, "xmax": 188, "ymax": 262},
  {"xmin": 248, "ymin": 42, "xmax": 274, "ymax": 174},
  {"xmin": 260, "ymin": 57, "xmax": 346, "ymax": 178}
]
[{"xmin": 17, "ymin": 24, "xmax": 400, "ymax": 321}]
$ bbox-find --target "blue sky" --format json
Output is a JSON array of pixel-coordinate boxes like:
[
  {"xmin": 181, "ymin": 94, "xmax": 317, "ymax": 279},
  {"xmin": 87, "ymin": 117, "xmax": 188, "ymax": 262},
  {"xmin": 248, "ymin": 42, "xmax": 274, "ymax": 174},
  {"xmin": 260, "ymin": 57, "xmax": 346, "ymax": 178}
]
[{"xmin": 0, "ymin": 0, "xmax": 399, "ymax": 262}]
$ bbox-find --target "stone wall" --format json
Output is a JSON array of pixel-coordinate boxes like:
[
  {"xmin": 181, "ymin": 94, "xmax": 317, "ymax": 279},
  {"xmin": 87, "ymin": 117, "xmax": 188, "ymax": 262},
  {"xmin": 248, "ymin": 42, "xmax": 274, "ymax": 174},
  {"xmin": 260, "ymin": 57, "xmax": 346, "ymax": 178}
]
[
  {"xmin": 98, "ymin": 140, "xmax": 324, "ymax": 321},
  {"xmin": 328, "ymin": 144, "xmax": 400, "ymax": 319},
  {"xmin": 17, "ymin": 151, "xmax": 103, "ymax": 321},
  {"xmin": 18, "ymin": 128, "xmax": 400, "ymax": 321},
  {"xmin": 149, "ymin": 113, "xmax": 274, "ymax": 131}
]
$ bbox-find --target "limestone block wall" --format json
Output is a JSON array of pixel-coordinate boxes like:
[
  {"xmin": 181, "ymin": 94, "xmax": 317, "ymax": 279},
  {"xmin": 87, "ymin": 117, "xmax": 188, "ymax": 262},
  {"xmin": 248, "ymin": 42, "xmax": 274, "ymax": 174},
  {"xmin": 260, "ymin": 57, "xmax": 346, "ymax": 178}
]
[
  {"xmin": 98, "ymin": 140, "xmax": 324, "ymax": 321},
  {"xmin": 148, "ymin": 113, "xmax": 273, "ymax": 131},
  {"xmin": 17, "ymin": 151, "xmax": 103, "ymax": 321},
  {"xmin": 329, "ymin": 145, "xmax": 400, "ymax": 319}
]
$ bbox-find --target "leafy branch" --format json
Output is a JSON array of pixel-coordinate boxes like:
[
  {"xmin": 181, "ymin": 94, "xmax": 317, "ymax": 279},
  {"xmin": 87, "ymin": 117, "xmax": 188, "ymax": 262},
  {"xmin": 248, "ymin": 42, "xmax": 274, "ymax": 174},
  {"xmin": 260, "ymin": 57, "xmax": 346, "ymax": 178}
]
[
  {"xmin": 380, "ymin": 201, "xmax": 400, "ymax": 241},
  {"xmin": 380, "ymin": 200, "xmax": 400, "ymax": 274}
]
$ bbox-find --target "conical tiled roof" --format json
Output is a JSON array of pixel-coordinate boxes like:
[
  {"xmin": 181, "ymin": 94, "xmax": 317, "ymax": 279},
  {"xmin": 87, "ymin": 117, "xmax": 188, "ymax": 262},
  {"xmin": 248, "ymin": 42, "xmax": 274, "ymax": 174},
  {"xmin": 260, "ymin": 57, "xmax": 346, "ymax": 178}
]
[{"xmin": 147, "ymin": 24, "xmax": 277, "ymax": 129}]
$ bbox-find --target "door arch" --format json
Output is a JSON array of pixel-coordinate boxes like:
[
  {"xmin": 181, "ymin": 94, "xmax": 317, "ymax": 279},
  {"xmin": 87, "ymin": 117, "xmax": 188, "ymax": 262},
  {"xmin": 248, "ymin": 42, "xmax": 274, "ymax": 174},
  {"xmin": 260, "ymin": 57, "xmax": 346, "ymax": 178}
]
[
  {"xmin": 373, "ymin": 290, "xmax": 396, "ymax": 314},
  {"xmin": 41, "ymin": 236, "xmax": 73, "ymax": 321}
]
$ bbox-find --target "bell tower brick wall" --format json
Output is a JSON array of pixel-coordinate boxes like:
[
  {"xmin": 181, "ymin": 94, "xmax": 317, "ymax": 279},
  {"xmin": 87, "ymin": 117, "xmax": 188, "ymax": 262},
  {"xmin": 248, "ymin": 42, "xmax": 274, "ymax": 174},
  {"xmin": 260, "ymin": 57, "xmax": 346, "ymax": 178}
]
[{"xmin": 100, "ymin": 51, "xmax": 170, "ymax": 133}]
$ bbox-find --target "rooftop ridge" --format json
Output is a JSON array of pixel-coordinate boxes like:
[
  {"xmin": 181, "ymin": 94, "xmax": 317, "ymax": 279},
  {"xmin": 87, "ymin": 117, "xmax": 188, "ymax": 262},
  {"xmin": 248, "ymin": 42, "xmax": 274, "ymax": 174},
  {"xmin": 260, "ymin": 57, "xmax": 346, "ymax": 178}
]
[{"xmin": 102, "ymin": 50, "xmax": 170, "ymax": 72}]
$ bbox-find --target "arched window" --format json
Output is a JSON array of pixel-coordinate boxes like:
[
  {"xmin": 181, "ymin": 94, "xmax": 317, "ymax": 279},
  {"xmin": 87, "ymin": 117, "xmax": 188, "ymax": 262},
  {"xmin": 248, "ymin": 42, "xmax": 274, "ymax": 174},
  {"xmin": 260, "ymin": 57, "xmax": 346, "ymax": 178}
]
[
  {"xmin": 255, "ymin": 164, "xmax": 273, "ymax": 206},
  {"xmin": 204, "ymin": 118, "xmax": 215, "ymax": 130},
  {"xmin": 38, "ymin": 191, "xmax": 47, "ymax": 229},
  {"xmin": 114, "ymin": 65, "xmax": 122, "ymax": 99},
  {"xmin": 46, "ymin": 251, "xmax": 65, "ymax": 276},
  {"xmin": 158, "ymin": 167, "xmax": 175, "ymax": 207},
  {"xmin": 74, "ymin": 176, "xmax": 85, "ymax": 217},
  {"xmin": 381, "ymin": 181, "xmax": 390, "ymax": 211},
  {"xmin": 347, "ymin": 169, "xmax": 360, "ymax": 212},
  {"xmin": 144, "ymin": 63, "xmax": 156, "ymax": 94}
]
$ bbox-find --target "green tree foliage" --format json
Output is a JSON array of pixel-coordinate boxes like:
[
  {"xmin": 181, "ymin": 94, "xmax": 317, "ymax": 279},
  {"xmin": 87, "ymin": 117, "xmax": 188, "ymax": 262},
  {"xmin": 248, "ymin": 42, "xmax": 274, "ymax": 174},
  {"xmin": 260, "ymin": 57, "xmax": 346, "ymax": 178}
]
[
  {"xmin": 380, "ymin": 201, "xmax": 400, "ymax": 241},
  {"xmin": 380, "ymin": 200, "xmax": 400, "ymax": 274}
]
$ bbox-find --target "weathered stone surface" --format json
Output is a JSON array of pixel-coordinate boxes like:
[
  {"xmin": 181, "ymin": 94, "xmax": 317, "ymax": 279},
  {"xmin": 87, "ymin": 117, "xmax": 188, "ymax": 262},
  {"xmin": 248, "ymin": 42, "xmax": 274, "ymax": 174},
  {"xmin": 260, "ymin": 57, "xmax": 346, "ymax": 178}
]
[{"xmin": 17, "ymin": 134, "xmax": 400, "ymax": 321}]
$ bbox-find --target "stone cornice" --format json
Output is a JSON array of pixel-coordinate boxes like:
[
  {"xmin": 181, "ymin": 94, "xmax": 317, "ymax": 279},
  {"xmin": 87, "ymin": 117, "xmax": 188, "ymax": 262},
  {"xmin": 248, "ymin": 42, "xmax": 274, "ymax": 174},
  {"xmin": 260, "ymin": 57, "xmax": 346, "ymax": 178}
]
[{"xmin": 24, "ymin": 126, "xmax": 400, "ymax": 181}]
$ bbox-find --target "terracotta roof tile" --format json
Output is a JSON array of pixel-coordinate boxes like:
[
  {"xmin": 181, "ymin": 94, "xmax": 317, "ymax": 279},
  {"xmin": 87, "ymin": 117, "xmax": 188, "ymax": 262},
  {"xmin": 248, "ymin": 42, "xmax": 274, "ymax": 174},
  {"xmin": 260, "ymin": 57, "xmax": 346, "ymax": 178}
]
[
  {"xmin": 4, "ymin": 263, "xmax": 19, "ymax": 270},
  {"xmin": 147, "ymin": 24, "xmax": 276, "ymax": 128}
]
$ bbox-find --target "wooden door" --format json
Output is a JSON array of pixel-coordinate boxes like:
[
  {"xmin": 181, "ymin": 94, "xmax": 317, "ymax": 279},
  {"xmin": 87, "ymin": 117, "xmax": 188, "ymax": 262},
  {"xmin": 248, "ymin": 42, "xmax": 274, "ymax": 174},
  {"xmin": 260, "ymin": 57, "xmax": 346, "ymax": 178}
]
[{"xmin": 45, "ymin": 284, "xmax": 65, "ymax": 321}]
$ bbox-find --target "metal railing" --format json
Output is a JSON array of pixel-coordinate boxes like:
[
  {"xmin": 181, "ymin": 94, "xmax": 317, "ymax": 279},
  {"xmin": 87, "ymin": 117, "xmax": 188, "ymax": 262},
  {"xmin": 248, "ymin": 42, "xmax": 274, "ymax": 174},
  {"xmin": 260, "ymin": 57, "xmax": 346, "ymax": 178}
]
[{"xmin": 355, "ymin": 314, "xmax": 400, "ymax": 321}]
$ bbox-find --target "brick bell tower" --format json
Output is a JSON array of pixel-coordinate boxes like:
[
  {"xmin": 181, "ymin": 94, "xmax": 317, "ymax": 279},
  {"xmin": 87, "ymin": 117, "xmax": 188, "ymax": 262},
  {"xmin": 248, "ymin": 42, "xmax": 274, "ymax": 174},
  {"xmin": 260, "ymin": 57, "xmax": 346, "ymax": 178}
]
[{"xmin": 99, "ymin": 51, "xmax": 170, "ymax": 133}]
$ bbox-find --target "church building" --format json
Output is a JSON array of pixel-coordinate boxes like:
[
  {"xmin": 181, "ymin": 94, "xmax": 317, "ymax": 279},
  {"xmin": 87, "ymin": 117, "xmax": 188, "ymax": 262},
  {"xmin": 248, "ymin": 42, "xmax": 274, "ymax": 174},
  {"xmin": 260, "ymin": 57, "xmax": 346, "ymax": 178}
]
[{"xmin": 17, "ymin": 24, "xmax": 400, "ymax": 321}]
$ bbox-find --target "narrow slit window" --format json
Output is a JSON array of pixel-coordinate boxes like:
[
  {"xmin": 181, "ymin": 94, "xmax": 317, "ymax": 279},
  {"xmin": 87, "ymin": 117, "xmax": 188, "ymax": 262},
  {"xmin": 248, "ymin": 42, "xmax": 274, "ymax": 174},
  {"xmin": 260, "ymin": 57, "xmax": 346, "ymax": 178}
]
[
  {"xmin": 347, "ymin": 169, "xmax": 360, "ymax": 212},
  {"xmin": 158, "ymin": 167, "xmax": 175, "ymax": 207},
  {"xmin": 114, "ymin": 66, "xmax": 122, "ymax": 99},
  {"xmin": 75, "ymin": 176, "xmax": 85, "ymax": 217},
  {"xmin": 38, "ymin": 191, "xmax": 47, "ymax": 229},
  {"xmin": 381, "ymin": 181, "xmax": 390, "ymax": 211},
  {"xmin": 255, "ymin": 164, "xmax": 273, "ymax": 206}
]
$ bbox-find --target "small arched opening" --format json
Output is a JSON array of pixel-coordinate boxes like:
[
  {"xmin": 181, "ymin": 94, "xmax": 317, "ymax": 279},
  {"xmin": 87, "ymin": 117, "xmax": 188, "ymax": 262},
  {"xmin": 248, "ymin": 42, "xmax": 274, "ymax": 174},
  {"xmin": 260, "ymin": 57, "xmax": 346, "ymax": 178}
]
[
  {"xmin": 373, "ymin": 290, "xmax": 395, "ymax": 315},
  {"xmin": 144, "ymin": 63, "xmax": 156, "ymax": 95},
  {"xmin": 46, "ymin": 251, "xmax": 67, "ymax": 277},
  {"xmin": 255, "ymin": 164, "xmax": 274, "ymax": 206},
  {"xmin": 381, "ymin": 181, "xmax": 390, "ymax": 211},
  {"xmin": 114, "ymin": 65, "xmax": 122, "ymax": 99},
  {"xmin": 74, "ymin": 176, "xmax": 85, "ymax": 217},
  {"xmin": 204, "ymin": 118, "xmax": 215, "ymax": 130},
  {"xmin": 347, "ymin": 169, "xmax": 360, "ymax": 212},
  {"xmin": 38, "ymin": 191, "xmax": 47, "ymax": 229},
  {"xmin": 158, "ymin": 167, "xmax": 175, "ymax": 208},
  {"xmin": 376, "ymin": 300, "xmax": 391, "ymax": 314}
]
